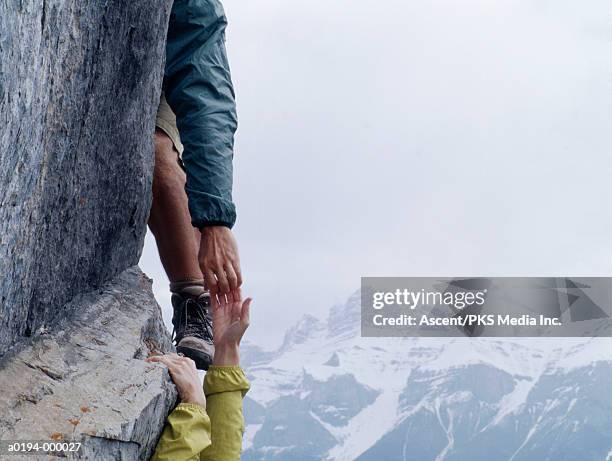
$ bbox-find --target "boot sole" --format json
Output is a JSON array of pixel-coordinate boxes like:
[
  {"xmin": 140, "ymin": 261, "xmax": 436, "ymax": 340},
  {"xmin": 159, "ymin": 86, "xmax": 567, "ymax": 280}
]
[{"xmin": 177, "ymin": 346, "xmax": 213, "ymax": 371}]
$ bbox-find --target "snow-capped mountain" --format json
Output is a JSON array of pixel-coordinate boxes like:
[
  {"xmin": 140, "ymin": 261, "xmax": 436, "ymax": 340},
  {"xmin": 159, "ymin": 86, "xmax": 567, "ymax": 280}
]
[{"xmin": 241, "ymin": 291, "xmax": 612, "ymax": 461}]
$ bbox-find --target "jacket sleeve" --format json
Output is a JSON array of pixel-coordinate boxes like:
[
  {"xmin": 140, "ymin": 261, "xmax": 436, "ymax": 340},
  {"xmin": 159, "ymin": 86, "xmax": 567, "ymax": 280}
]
[
  {"xmin": 164, "ymin": 0, "xmax": 238, "ymax": 229},
  {"xmin": 200, "ymin": 365, "xmax": 250, "ymax": 461},
  {"xmin": 151, "ymin": 403, "xmax": 212, "ymax": 461}
]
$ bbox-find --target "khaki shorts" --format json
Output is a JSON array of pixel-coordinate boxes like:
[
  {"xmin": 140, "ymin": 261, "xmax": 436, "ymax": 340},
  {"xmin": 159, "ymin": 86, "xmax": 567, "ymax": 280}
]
[{"xmin": 155, "ymin": 92, "xmax": 184, "ymax": 156}]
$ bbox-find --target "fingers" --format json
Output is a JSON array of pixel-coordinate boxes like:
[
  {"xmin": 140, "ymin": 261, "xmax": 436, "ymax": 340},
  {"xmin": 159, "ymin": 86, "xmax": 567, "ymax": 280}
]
[
  {"xmin": 147, "ymin": 355, "xmax": 179, "ymax": 377},
  {"xmin": 202, "ymin": 260, "xmax": 240, "ymax": 298},
  {"xmin": 205, "ymin": 267, "xmax": 230, "ymax": 298},
  {"xmin": 201, "ymin": 255, "xmax": 231, "ymax": 296},
  {"xmin": 210, "ymin": 290, "xmax": 220, "ymax": 309},
  {"xmin": 230, "ymin": 300, "xmax": 242, "ymax": 323},
  {"xmin": 214, "ymin": 292, "xmax": 228, "ymax": 308},
  {"xmin": 211, "ymin": 287, "xmax": 242, "ymax": 311},
  {"xmin": 205, "ymin": 269, "xmax": 218, "ymax": 296},
  {"xmin": 235, "ymin": 265, "xmax": 243, "ymax": 288},
  {"xmin": 145, "ymin": 353, "xmax": 197, "ymax": 372},
  {"xmin": 233, "ymin": 297, "xmax": 252, "ymax": 333},
  {"xmin": 146, "ymin": 354, "xmax": 175, "ymax": 367},
  {"xmin": 216, "ymin": 270, "xmax": 230, "ymax": 296},
  {"xmin": 211, "ymin": 291, "xmax": 229, "ymax": 311},
  {"xmin": 146, "ymin": 353, "xmax": 179, "ymax": 365},
  {"xmin": 225, "ymin": 264, "xmax": 238, "ymax": 292},
  {"xmin": 210, "ymin": 286, "xmax": 251, "ymax": 334},
  {"xmin": 230, "ymin": 288, "xmax": 241, "ymax": 306},
  {"xmin": 241, "ymin": 298, "xmax": 252, "ymax": 328},
  {"xmin": 183, "ymin": 356, "xmax": 197, "ymax": 371}
]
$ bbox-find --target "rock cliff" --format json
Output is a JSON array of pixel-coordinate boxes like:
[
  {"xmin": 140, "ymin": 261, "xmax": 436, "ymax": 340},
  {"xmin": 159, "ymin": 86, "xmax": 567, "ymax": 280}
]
[
  {"xmin": 0, "ymin": 268, "xmax": 177, "ymax": 460},
  {"xmin": 0, "ymin": 0, "xmax": 176, "ymax": 458}
]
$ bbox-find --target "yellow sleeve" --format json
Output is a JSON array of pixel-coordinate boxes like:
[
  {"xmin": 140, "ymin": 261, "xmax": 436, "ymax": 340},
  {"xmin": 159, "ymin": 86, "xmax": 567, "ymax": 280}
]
[
  {"xmin": 200, "ymin": 366, "xmax": 250, "ymax": 461},
  {"xmin": 152, "ymin": 403, "xmax": 212, "ymax": 461}
]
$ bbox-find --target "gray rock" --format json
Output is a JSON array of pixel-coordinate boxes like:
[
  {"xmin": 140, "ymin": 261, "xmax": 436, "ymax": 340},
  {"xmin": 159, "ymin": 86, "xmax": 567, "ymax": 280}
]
[
  {"xmin": 0, "ymin": 0, "xmax": 178, "ymax": 459},
  {"xmin": 0, "ymin": 268, "xmax": 177, "ymax": 460},
  {"xmin": 0, "ymin": 0, "xmax": 172, "ymax": 353}
]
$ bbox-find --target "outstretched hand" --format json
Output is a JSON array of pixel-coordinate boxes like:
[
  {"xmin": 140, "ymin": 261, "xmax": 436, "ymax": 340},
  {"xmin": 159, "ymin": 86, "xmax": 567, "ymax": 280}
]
[
  {"xmin": 199, "ymin": 226, "xmax": 242, "ymax": 298},
  {"xmin": 212, "ymin": 289, "xmax": 251, "ymax": 366}
]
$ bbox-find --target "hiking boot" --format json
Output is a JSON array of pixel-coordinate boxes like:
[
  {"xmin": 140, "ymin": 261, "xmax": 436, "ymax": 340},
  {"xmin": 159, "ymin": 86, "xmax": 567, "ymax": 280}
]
[{"xmin": 171, "ymin": 291, "xmax": 214, "ymax": 370}]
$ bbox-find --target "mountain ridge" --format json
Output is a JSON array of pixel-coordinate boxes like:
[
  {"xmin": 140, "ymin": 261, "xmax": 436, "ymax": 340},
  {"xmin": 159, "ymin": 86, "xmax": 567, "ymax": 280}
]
[{"xmin": 242, "ymin": 291, "xmax": 612, "ymax": 460}]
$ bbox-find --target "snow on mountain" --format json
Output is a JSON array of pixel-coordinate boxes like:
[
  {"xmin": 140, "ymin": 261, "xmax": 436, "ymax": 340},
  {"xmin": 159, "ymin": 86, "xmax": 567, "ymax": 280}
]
[{"xmin": 242, "ymin": 290, "xmax": 612, "ymax": 460}]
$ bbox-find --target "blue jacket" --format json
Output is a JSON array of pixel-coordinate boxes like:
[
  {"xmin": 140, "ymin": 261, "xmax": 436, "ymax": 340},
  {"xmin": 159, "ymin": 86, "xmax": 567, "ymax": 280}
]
[{"xmin": 164, "ymin": 0, "xmax": 237, "ymax": 229}]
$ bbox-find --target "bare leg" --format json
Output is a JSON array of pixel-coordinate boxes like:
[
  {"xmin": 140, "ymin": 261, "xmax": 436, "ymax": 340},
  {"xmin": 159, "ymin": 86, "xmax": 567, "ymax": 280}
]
[
  {"xmin": 148, "ymin": 129, "xmax": 202, "ymax": 283},
  {"xmin": 148, "ymin": 130, "xmax": 215, "ymax": 370}
]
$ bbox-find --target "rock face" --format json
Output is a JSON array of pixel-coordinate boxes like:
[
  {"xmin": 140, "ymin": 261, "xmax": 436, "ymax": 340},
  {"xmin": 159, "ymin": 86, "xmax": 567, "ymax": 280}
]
[
  {"xmin": 0, "ymin": 268, "xmax": 177, "ymax": 460},
  {"xmin": 0, "ymin": 0, "xmax": 176, "ymax": 459},
  {"xmin": 0, "ymin": 0, "xmax": 171, "ymax": 352}
]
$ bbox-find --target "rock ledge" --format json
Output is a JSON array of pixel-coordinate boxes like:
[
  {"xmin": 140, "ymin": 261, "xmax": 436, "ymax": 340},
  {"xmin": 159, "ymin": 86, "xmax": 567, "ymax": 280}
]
[{"xmin": 0, "ymin": 267, "xmax": 177, "ymax": 460}]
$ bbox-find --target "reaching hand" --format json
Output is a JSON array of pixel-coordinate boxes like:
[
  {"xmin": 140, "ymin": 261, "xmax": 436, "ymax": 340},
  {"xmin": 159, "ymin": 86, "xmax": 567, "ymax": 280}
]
[
  {"xmin": 146, "ymin": 353, "xmax": 206, "ymax": 408},
  {"xmin": 212, "ymin": 290, "xmax": 252, "ymax": 366},
  {"xmin": 199, "ymin": 226, "xmax": 242, "ymax": 298}
]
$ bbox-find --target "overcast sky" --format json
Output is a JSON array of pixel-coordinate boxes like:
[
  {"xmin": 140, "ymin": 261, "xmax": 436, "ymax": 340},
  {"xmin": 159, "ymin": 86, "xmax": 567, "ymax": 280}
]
[{"xmin": 140, "ymin": 0, "xmax": 612, "ymax": 349}]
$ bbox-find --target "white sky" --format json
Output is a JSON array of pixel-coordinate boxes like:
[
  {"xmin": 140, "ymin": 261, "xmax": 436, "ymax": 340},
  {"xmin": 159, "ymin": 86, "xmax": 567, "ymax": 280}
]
[{"xmin": 140, "ymin": 0, "xmax": 612, "ymax": 349}]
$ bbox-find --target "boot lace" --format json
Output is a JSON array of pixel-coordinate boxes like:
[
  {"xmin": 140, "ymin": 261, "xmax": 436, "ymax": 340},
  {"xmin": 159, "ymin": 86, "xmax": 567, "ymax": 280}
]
[{"xmin": 172, "ymin": 296, "xmax": 213, "ymax": 344}]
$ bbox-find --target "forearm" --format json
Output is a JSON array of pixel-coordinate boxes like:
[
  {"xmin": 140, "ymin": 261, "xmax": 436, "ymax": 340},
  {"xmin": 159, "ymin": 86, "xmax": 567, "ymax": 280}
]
[
  {"xmin": 152, "ymin": 403, "xmax": 212, "ymax": 461},
  {"xmin": 164, "ymin": 0, "xmax": 237, "ymax": 229},
  {"xmin": 200, "ymin": 365, "xmax": 250, "ymax": 461}
]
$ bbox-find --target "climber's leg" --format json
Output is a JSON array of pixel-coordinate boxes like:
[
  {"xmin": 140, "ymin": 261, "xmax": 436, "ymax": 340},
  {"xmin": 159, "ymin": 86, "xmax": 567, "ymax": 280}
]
[
  {"xmin": 148, "ymin": 93, "xmax": 215, "ymax": 370},
  {"xmin": 148, "ymin": 129, "xmax": 202, "ymax": 283},
  {"xmin": 148, "ymin": 128, "xmax": 215, "ymax": 369}
]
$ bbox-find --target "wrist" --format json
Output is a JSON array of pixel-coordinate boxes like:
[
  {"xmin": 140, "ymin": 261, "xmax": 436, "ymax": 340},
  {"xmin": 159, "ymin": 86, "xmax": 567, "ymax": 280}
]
[
  {"xmin": 213, "ymin": 344, "xmax": 240, "ymax": 366},
  {"xmin": 182, "ymin": 390, "xmax": 206, "ymax": 409}
]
